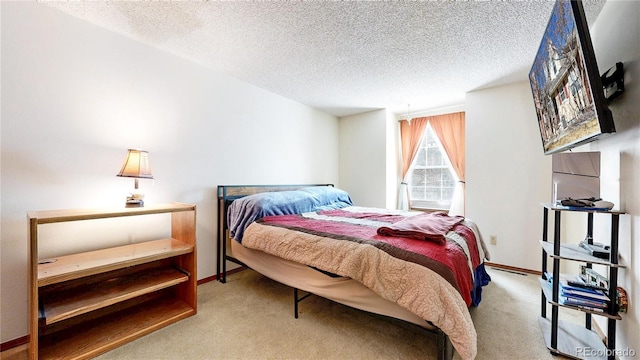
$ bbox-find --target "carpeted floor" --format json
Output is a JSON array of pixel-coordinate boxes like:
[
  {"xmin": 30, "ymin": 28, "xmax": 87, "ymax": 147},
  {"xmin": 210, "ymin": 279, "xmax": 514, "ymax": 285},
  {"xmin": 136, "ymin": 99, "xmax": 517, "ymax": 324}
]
[{"xmin": 4, "ymin": 266, "xmax": 585, "ymax": 360}]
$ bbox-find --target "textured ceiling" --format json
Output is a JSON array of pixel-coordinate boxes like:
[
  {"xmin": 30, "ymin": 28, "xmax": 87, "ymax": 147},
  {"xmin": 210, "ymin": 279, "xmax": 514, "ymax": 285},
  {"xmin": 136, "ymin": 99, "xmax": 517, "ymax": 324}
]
[{"xmin": 43, "ymin": 0, "xmax": 607, "ymax": 118}]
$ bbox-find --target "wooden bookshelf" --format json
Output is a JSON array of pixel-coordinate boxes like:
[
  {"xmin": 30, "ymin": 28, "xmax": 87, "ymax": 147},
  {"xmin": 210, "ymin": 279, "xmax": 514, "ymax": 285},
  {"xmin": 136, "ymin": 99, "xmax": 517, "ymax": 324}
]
[{"xmin": 28, "ymin": 203, "xmax": 197, "ymax": 359}]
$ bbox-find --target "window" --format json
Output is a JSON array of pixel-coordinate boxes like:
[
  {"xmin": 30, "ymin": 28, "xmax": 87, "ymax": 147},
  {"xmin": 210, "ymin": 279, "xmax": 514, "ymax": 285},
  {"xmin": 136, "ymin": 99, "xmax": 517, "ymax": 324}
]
[{"xmin": 408, "ymin": 124, "xmax": 456, "ymax": 210}]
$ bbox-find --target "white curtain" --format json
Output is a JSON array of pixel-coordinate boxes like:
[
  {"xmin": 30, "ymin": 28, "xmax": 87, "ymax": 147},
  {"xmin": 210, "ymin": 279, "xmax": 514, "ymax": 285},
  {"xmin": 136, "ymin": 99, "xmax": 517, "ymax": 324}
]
[{"xmin": 429, "ymin": 112, "xmax": 466, "ymax": 215}]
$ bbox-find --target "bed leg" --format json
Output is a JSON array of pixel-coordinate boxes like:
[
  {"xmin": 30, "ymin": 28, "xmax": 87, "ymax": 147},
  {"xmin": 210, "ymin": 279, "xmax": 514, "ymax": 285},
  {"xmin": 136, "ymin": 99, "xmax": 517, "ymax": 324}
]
[
  {"xmin": 294, "ymin": 288, "xmax": 300, "ymax": 319},
  {"xmin": 293, "ymin": 288, "xmax": 313, "ymax": 319},
  {"xmin": 436, "ymin": 328, "xmax": 453, "ymax": 360}
]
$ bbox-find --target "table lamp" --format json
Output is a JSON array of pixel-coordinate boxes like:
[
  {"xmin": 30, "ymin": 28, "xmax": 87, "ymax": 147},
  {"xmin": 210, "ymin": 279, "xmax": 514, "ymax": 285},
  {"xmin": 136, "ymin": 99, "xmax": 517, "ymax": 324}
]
[{"xmin": 116, "ymin": 149, "xmax": 153, "ymax": 207}]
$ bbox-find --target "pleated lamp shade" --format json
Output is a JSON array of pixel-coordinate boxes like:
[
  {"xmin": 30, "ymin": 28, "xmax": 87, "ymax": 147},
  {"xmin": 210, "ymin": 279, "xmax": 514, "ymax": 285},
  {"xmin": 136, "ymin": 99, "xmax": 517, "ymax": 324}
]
[{"xmin": 117, "ymin": 149, "xmax": 153, "ymax": 189}]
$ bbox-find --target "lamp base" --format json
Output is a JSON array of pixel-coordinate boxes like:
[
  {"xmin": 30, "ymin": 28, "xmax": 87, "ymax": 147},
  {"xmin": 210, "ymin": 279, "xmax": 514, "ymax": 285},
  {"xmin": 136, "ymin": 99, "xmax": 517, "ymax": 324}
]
[
  {"xmin": 125, "ymin": 199, "xmax": 144, "ymax": 207},
  {"xmin": 125, "ymin": 193, "xmax": 145, "ymax": 207}
]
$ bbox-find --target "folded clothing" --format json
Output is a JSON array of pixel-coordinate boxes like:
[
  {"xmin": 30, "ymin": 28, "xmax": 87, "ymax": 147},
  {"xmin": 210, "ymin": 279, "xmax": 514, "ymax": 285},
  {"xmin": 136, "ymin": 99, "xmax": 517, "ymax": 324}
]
[
  {"xmin": 560, "ymin": 197, "xmax": 596, "ymax": 207},
  {"xmin": 376, "ymin": 212, "xmax": 464, "ymax": 244}
]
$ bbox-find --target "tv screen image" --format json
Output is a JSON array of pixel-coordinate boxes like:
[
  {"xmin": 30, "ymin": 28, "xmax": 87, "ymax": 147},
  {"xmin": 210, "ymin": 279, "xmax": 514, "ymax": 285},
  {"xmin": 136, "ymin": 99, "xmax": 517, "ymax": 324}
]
[{"xmin": 529, "ymin": 0, "xmax": 614, "ymax": 155}]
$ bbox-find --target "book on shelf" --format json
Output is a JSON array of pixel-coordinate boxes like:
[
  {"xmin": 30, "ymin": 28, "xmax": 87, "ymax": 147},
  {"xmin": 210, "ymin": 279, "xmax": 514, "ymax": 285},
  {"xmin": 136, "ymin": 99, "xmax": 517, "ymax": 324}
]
[
  {"xmin": 559, "ymin": 297, "xmax": 606, "ymax": 312},
  {"xmin": 561, "ymin": 277, "xmax": 607, "ymax": 294},
  {"xmin": 560, "ymin": 284, "xmax": 609, "ymax": 301},
  {"xmin": 566, "ymin": 277, "xmax": 608, "ymax": 292},
  {"xmin": 561, "ymin": 290, "xmax": 609, "ymax": 305},
  {"xmin": 560, "ymin": 294, "xmax": 607, "ymax": 308},
  {"xmin": 544, "ymin": 272, "xmax": 610, "ymax": 303},
  {"xmin": 546, "ymin": 271, "xmax": 608, "ymax": 293}
]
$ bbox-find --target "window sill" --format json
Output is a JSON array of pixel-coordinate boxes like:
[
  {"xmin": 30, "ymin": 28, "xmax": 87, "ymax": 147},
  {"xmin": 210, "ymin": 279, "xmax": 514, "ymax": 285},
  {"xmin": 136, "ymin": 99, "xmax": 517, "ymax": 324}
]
[{"xmin": 410, "ymin": 206, "xmax": 449, "ymax": 213}]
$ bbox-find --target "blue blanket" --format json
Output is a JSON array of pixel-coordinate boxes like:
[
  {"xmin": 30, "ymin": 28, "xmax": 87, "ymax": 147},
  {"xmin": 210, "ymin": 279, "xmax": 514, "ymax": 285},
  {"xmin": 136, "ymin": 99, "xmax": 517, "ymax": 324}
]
[{"xmin": 228, "ymin": 186, "xmax": 353, "ymax": 242}]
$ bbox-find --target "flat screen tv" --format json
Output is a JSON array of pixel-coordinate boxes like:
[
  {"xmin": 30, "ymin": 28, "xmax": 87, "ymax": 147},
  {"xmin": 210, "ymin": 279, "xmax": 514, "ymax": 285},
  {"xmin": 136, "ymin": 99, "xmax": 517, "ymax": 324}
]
[{"xmin": 529, "ymin": 0, "xmax": 615, "ymax": 155}]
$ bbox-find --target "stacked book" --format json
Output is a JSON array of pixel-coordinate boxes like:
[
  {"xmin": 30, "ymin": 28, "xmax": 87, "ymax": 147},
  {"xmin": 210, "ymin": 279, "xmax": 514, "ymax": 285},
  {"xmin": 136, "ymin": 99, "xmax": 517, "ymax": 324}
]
[{"xmin": 545, "ymin": 273, "xmax": 610, "ymax": 312}]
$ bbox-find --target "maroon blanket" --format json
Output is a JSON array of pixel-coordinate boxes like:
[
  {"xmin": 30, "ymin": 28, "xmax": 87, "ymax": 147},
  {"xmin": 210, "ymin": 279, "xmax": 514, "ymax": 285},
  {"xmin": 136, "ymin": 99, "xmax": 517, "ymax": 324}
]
[
  {"xmin": 256, "ymin": 209, "xmax": 480, "ymax": 306},
  {"xmin": 376, "ymin": 211, "xmax": 465, "ymax": 244}
]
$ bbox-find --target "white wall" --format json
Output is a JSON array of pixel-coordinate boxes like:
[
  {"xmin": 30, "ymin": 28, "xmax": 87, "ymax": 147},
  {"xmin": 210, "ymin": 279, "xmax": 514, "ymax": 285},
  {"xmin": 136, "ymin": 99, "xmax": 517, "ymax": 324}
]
[
  {"xmin": 465, "ymin": 81, "xmax": 552, "ymax": 271},
  {"xmin": 0, "ymin": 2, "xmax": 339, "ymax": 343},
  {"xmin": 385, "ymin": 109, "xmax": 400, "ymax": 209},
  {"xmin": 586, "ymin": 0, "xmax": 640, "ymax": 355},
  {"xmin": 339, "ymin": 109, "xmax": 395, "ymax": 208}
]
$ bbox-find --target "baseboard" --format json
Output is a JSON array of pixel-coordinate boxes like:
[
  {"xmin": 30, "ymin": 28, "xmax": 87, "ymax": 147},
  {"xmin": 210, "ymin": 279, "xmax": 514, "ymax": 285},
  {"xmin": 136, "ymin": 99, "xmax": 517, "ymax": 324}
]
[
  {"xmin": 485, "ymin": 262, "xmax": 541, "ymax": 276},
  {"xmin": 1, "ymin": 335, "xmax": 28, "ymax": 352},
  {"xmin": 197, "ymin": 274, "xmax": 218, "ymax": 285},
  {"xmin": 197, "ymin": 266, "xmax": 247, "ymax": 285}
]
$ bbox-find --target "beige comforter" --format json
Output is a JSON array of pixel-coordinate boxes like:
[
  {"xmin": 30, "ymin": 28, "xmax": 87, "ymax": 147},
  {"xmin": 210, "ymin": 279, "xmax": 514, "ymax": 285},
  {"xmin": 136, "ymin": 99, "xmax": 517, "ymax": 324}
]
[{"xmin": 242, "ymin": 221, "xmax": 477, "ymax": 360}]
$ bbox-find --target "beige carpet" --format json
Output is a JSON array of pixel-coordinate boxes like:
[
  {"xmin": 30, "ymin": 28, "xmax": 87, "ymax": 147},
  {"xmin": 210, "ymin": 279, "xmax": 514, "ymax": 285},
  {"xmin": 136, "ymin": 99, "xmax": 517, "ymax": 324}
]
[
  {"xmin": 5, "ymin": 267, "xmax": 585, "ymax": 360},
  {"xmin": 96, "ymin": 267, "xmax": 584, "ymax": 360}
]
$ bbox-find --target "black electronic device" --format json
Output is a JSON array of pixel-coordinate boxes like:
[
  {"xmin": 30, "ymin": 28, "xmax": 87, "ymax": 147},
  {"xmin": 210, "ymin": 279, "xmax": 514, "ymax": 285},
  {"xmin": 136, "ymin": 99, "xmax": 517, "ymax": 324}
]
[
  {"xmin": 579, "ymin": 240, "xmax": 610, "ymax": 259},
  {"xmin": 601, "ymin": 62, "xmax": 624, "ymax": 102}
]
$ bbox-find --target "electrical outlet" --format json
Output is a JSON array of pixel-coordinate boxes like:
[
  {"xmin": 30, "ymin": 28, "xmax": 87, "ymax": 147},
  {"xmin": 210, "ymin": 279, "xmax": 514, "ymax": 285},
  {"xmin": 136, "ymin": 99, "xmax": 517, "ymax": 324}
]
[{"xmin": 489, "ymin": 235, "xmax": 497, "ymax": 245}]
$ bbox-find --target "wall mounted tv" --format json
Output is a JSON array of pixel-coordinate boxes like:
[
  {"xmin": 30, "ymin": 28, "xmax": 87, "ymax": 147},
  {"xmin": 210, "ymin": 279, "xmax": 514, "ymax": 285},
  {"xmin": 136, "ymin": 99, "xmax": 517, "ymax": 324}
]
[{"xmin": 529, "ymin": 0, "xmax": 615, "ymax": 155}]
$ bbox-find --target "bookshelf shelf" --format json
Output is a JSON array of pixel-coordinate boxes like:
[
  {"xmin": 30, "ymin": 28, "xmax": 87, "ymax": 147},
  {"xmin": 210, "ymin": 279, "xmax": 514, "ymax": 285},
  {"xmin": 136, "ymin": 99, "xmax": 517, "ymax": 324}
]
[
  {"xmin": 38, "ymin": 238, "xmax": 193, "ymax": 286},
  {"xmin": 539, "ymin": 204, "xmax": 623, "ymax": 360},
  {"xmin": 40, "ymin": 265, "xmax": 189, "ymax": 325}
]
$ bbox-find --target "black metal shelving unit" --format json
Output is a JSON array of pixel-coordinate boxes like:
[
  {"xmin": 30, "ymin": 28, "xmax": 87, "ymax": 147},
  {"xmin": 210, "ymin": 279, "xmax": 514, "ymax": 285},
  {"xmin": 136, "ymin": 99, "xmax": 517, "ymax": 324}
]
[{"xmin": 539, "ymin": 203, "xmax": 625, "ymax": 360}]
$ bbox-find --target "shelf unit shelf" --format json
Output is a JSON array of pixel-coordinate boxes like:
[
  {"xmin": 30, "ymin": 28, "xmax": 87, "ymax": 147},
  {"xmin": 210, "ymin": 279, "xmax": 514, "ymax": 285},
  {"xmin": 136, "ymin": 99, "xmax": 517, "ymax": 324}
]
[
  {"xmin": 28, "ymin": 203, "xmax": 197, "ymax": 360},
  {"xmin": 539, "ymin": 241, "xmax": 625, "ymax": 268},
  {"xmin": 539, "ymin": 203, "xmax": 623, "ymax": 360},
  {"xmin": 538, "ymin": 278, "xmax": 621, "ymax": 320},
  {"xmin": 539, "ymin": 317, "xmax": 608, "ymax": 360}
]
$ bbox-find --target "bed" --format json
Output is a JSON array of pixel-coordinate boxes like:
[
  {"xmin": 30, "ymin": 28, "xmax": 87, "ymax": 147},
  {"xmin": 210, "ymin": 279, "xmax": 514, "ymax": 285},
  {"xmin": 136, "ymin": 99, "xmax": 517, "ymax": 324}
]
[{"xmin": 216, "ymin": 184, "xmax": 491, "ymax": 360}]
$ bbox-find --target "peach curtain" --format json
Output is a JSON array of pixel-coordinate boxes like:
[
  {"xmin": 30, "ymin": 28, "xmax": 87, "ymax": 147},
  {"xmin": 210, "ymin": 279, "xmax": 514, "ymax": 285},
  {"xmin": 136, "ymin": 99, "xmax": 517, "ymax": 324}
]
[
  {"xmin": 398, "ymin": 117, "xmax": 428, "ymax": 210},
  {"xmin": 429, "ymin": 112, "xmax": 466, "ymax": 215}
]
